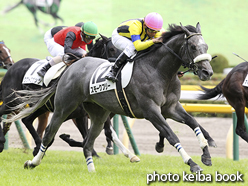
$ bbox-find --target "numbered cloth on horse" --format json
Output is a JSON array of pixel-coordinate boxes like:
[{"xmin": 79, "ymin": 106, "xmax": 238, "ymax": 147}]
[
  {"xmin": 89, "ymin": 61, "xmax": 134, "ymax": 94},
  {"xmin": 22, "ymin": 60, "xmax": 66, "ymax": 86},
  {"xmin": 242, "ymin": 74, "xmax": 248, "ymax": 87}
]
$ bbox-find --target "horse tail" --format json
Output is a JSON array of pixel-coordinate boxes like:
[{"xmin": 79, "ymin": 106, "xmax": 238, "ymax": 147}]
[
  {"xmin": 3, "ymin": 79, "xmax": 59, "ymax": 123},
  {"xmin": 197, "ymin": 79, "xmax": 225, "ymax": 100},
  {"xmin": 2, "ymin": 0, "xmax": 23, "ymax": 14}
]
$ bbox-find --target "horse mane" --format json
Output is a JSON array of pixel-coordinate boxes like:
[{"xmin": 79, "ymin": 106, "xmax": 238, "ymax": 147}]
[
  {"xmin": 135, "ymin": 24, "xmax": 197, "ymax": 60},
  {"xmin": 87, "ymin": 37, "xmax": 104, "ymax": 56},
  {"xmin": 162, "ymin": 24, "xmax": 197, "ymax": 43}
]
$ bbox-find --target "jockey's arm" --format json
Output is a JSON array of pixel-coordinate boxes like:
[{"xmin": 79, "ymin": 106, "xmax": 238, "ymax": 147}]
[{"xmin": 64, "ymin": 32, "xmax": 83, "ymax": 58}]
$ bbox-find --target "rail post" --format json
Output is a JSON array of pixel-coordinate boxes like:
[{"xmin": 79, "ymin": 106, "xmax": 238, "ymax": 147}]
[
  {"xmin": 14, "ymin": 120, "xmax": 31, "ymax": 149},
  {"xmin": 113, "ymin": 115, "xmax": 119, "ymax": 154},
  {"xmin": 232, "ymin": 112, "xmax": 239, "ymax": 161},
  {"xmin": 120, "ymin": 115, "xmax": 140, "ymax": 155},
  {"xmin": 4, "ymin": 132, "xmax": 8, "ymax": 150}
]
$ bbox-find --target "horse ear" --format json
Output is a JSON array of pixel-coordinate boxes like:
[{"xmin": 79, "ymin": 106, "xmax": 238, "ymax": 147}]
[
  {"xmin": 196, "ymin": 22, "xmax": 201, "ymax": 34},
  {"xmin": 180, "ymin": 22, "xmax": 190, "ymax": 36},
  {"xmin": 99, "ymin": 33, "xmax": 108, "ymax": 41}
]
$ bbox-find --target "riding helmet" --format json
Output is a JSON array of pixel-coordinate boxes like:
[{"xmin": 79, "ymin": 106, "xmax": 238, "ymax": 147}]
[
  {"xmin": 81, "ymin": 21, "xmax": 98, "ymax": 36},
  {"xmin": 144, "ymin": 12, "xmax": 163, "ymax": 31}
]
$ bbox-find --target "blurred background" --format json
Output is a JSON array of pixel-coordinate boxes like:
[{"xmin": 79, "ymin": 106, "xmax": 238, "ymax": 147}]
[{"xmin": 1, "ymin": 0, "xmax": 248, "ymax": 66}]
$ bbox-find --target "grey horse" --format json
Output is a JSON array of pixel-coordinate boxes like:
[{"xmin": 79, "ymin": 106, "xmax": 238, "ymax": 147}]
[{"xmin": 6, "ymin": 23, "xmax": 213, "ymax": 173}]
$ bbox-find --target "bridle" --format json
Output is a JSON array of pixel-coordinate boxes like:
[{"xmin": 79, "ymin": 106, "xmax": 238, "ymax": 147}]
[{"xmin": 163, "ymin": 32, "xmax": 211, "ymax": 75}]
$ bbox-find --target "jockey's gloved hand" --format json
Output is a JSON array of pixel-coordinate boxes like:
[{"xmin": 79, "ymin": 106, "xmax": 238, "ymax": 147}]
[{"xmin": 64, "ymin": 53, "xmax": 76, "ymax": 60}]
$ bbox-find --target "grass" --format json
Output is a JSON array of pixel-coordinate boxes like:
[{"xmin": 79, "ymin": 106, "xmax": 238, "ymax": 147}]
[
  {"xmin": 0, "ymin": 149, "xmax": 247, "ymax": 186},
  {"xmin": 1, "ymin": 0, "xmax": 248, "ymax": 66}
]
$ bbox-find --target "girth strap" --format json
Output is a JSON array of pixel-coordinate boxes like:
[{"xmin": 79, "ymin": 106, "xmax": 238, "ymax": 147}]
[{"xmin": 115, "ymin": 68, "xmax": 136, "ymax": 118}]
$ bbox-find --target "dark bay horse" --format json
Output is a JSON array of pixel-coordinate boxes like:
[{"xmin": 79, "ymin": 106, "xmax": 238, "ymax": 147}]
[
  {"xmin": 8, "ymin": 23, "xmax": 214, "ymax": 173},
  {"xmin": 2, "ymin": 0, "xmax": 63, "ymax": 31},
  {"xmin": 198, "ymin": 61, "xmax": 248, "ymax": 143},
  {"xmin": 0, "ymin": 41, "xmax": 14, "ymax": 69},
  {"xmin": 0, "ymin": 35, "xmax": 126, "ymax": 159}
]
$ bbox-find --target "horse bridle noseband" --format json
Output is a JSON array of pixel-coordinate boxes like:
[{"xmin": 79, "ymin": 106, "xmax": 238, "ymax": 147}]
[{"xmin": 163, "ymin": 32, "xmax": 203, "ymax": 75}]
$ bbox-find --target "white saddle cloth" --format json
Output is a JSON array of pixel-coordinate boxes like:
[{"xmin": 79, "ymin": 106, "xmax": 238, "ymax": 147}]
[
  {"xmin": 22, "ymin": 60, "xmax": 66, "ymax": 87},
  {"xmin": 89, "ymin": 61, "xmax": 134, "ymax": 95}
]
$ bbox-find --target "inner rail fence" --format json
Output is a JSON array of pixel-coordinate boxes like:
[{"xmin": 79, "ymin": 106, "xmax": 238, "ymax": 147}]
[{"xmin": 3, "ymin": 83, "xmax": 246, "ymax": 161}]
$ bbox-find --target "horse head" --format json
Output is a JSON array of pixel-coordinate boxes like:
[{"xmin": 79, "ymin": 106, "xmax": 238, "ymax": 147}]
[
  {"xmin": 87, "ymin": 34, "xmax": 121, "ymax": 61},
  {"xmin": 179, "ymin": 22, "xmax": 213, "ymax": 81},
  {"xmin": 0, "ymin": 41, "xmax": 14, "ymax": 69}
]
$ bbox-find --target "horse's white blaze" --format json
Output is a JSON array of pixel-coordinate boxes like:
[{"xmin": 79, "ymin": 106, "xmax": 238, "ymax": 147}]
[
  {"xmin": 194, "ymin": 127, "xmax": 208, "ymax": 149},
  {"xmin": 110, "ymin": 126, "xmax": 140, "ymax": 162},
  {"xmin": 3, "ymin": 46, "xmax": 13, "ymax": 63},
  {"xmin": 174, "ymin": 143, "xmax": 191, "ymax": 164},
  {"xmin": 193, "ymin": 53, "xmax": 212, "ymax": 63},
  {"xmin": 86, "ymin": 156, "xmax": 95, "ymax": 172}
]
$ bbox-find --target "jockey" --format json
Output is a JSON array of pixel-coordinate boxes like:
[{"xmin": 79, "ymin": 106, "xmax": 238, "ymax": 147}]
[
  {"xmin": 37, "ymin": 21, "xmax": 98, "ymax": 77},
  {"xmin": 105, "ymin": 12, "xmax": 164, "ymax": 82}
]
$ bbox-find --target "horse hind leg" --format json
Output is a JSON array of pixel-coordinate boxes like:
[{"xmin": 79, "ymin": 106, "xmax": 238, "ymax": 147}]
[
  {"xmin": 103, "ymin": 118, "xmax": 114, "ymax": 155},
  {"xmin": 109, "ymin": 125, "xmax": 140, "ymax": 162},
  {"xmin": 83, "ymin": 103, "xmax": 113, "ymax": 172},
  {"xmin": 235, "ymin": 107, "xmax": 248, "ymax": 142},
  {"xmin": 24, "ymin": 101, "xmax": 78, "ymax": 169}
]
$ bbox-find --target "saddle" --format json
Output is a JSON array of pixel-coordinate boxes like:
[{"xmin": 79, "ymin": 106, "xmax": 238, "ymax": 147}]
[{"xmin": 22, "ymin": 60, "xmax": 66, "ymax": 87}]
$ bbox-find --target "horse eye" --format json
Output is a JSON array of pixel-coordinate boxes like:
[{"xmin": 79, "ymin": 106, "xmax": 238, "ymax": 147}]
[
  {"xmin": 191, "ymin": 45, "xmax": 196, "ymax": 50},
  {"xmin": 109, "ymin": 48, "xmax": 114, "ymax": 51}
]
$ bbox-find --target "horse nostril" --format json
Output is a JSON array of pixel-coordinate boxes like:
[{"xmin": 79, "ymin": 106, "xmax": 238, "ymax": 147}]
[{"xmin": 202, "ymin": 69, "xmax": 213, "ymax": 77}]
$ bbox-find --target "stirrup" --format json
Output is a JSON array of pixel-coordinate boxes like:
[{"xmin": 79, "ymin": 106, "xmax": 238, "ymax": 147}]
[{"xmin": 105, "ymin": 73, "xmax": 118, "ymax": 82}]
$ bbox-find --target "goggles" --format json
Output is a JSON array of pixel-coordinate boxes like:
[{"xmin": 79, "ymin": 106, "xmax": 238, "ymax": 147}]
[
  {"xmin": 147, "ymin": 28, "xmax": 159, "ymax": 33},
  {"xmin": 84, "ymin": 34, "xmax": 96, "ymax": 40}
]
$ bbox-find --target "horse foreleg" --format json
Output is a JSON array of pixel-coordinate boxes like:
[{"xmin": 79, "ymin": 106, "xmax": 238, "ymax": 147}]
[
  {"xmin": 155, "ymin": 133, "xmax": 164, "ymax": 153},
  {"xmin": 198, "ymin": 125, "xmax": 217, "ymax": 147},
  {"xmin": 145, "ymin": 106, "xmax": 202, "ymax": 173}
]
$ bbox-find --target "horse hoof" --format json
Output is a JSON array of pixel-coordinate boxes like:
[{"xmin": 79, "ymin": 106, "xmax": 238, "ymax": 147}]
[
  {"xmin": 24, "ymin": 160, "xmax": 36, "ymax": 169},
  {"xmin": 59, "ymin": 134, "xmax": 70, "ymax": 140},
  {"xmin": 155, "ymin": 142, "xmax": 164, "ymax": 153},
  {"xmin": 130, "ymin": 156, "xmax": 140, "ymax": 163},
  {"xmin": 208, "ymin": 140, "xmax": 217, "ymax": 148},
  {"xmin": 201, "ymin": 155, "xmax": 212, "ymax": 166},
  {"xmin": 190, "ymin": 165, "xmax": 203, "ymax": 173},
  {"xmin": 106, "ymin": 147, "xmax": 114, "ymax": 155}
]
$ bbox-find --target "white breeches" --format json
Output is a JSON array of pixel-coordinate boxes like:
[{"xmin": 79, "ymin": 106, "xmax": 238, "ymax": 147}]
[
  {"xmin": 44, "ymin": 28, "xmax": 86, "ymax": 57},
  {"xmin": 111, "ymin": 28, "xmax": 136, "ymax": 58}
]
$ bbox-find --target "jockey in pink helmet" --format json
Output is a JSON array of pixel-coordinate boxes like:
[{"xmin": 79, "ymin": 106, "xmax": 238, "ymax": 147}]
[{"xmin": 105, "ymin": 12, "xmax": 164, "ymax": 82}]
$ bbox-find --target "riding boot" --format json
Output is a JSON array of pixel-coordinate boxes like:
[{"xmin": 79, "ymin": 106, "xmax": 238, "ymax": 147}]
[
  {"xmin": 37, "ymin": 62, "xmax": 51, "ymax": 77},
  {"xmin": 105, "ymin": 52, "xmax": 129, "ymax": 82}
]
